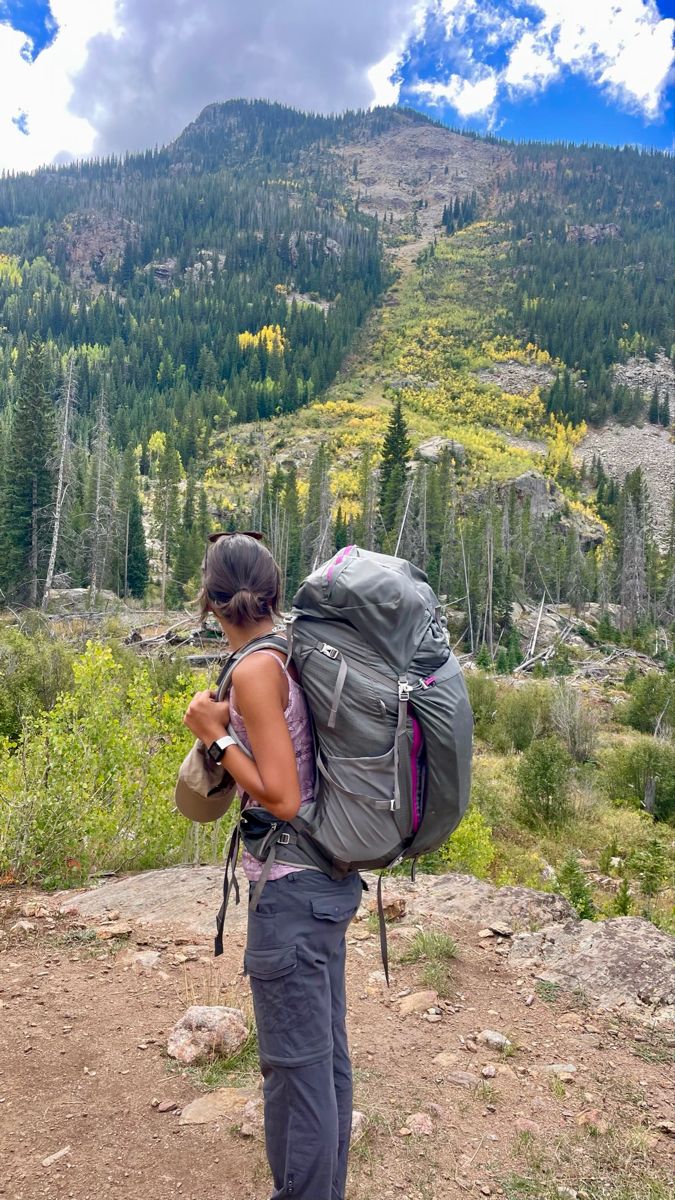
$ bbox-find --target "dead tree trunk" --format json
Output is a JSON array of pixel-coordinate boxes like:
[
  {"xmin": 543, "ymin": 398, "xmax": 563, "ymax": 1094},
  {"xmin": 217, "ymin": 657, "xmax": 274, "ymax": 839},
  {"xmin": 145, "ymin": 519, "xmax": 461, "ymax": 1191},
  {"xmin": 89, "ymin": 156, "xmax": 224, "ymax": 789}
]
[{"xmin": 43, "ymin": 355, "xmax": 76, "ymax": 609}]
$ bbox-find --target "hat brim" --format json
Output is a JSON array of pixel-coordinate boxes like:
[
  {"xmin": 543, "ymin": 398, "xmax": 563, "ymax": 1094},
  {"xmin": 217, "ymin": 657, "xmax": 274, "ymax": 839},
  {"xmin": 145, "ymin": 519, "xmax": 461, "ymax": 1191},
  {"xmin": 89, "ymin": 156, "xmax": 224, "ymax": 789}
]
[{"xmin": 174, "ymin": 776, "xmax": 237, "ymax": 824}]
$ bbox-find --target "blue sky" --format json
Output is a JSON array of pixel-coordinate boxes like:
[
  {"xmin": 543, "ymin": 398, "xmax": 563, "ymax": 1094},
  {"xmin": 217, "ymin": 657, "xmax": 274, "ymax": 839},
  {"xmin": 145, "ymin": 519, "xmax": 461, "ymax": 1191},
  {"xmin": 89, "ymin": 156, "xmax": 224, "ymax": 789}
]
[{"xmin": 0, "ymin": 1, "xmax": 673, "ymax": 170}]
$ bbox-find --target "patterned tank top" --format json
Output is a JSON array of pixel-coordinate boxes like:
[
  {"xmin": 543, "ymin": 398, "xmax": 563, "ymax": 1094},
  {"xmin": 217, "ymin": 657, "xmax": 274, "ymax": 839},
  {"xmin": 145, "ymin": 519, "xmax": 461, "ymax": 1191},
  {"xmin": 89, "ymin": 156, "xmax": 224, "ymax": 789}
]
[{"xmin": 229, "ymin": 649, "xmax": 315, "ymax": 881}]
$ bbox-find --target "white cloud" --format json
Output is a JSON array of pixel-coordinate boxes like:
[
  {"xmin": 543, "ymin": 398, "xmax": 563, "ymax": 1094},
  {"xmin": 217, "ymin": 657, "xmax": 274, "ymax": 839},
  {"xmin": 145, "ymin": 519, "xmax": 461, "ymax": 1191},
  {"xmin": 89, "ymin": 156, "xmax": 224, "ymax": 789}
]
[
  {"xmin": 506, "ymin": 1, "xmax": 674, "ymax": 118},
  {"xmin": 503, "ymin": 30, "xmax": 558, "ymax": 95},
  {"xmin": 0, "ymin": 1, "xmax": 117, "ymax": 171},
  {"xmin": 414, "ymin": 70, "xmax": 498, "ymax": 117},
  {"xmin": 68, "ymin": 0, "xmax": 424, "ymax": 156},
  {"xmin": 0, "ymin": 1, "xmax": 672, "ymax": 170}
]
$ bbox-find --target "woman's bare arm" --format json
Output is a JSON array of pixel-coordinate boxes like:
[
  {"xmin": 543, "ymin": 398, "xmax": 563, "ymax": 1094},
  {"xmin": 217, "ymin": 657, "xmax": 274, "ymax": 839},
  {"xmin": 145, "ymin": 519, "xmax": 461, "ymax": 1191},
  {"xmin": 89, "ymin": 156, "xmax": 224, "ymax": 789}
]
[{"xmin": 183, "ymin": 656, "xmax": 301, "ymax": 821}]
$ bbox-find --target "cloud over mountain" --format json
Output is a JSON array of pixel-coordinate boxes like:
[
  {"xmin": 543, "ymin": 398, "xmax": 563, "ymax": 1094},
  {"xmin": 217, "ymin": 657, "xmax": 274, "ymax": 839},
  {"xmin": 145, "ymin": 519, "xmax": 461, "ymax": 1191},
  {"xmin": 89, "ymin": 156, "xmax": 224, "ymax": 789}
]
[
  {"xmin": 0, "ymin": 0, "xmax": 672, "ymax": 170},
  {"xmin": 67, "ymin": 0, "xmax": 421, "ymax": 155}
]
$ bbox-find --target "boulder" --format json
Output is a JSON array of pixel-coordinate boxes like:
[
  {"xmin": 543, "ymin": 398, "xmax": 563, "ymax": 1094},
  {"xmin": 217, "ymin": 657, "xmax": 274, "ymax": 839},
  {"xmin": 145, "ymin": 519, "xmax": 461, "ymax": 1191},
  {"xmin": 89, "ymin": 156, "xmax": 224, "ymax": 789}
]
[
  {"xmin": 416, "ymin": 436, "xmax": 466, "ymax": 464},
  {"xmin": 509, "ymin": 917, "xmax": 675, "ymax": 1024},
  {"xmin": 400, "ymin": 872, "xmax": 575, "ymax": 931},
  {"xmin": 167, "ymin": 1005, "xmax": 249, "ymax": 1065}
]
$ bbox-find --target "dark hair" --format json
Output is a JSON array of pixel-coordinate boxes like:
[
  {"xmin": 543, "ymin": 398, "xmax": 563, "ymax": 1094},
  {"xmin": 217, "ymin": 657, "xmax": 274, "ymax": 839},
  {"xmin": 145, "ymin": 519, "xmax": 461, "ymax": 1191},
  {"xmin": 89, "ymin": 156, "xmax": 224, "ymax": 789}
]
[{"xmin": 200, "ymin": 534, "xmax": 281, "ymax": 626}]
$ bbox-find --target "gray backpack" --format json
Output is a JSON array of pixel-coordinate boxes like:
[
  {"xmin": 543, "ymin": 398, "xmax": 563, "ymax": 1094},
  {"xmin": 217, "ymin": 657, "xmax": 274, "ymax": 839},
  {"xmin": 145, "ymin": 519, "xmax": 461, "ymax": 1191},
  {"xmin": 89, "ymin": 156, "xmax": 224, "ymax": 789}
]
[
  {"xmin": 289, "ymin": 545, "xmax": 473, "ymax": 870},
  {"xmin": 215, "ymin": 546, "xmax": 473, "ymax": 972}
]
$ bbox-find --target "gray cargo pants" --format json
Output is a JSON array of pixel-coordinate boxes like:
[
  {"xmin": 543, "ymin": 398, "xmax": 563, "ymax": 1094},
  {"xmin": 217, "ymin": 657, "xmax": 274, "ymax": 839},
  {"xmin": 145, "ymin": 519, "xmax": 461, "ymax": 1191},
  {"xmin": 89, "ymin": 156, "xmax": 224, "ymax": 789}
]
[{"xmin": 244, "ymin": 868, "xmax": 363, "ymax": 1200}]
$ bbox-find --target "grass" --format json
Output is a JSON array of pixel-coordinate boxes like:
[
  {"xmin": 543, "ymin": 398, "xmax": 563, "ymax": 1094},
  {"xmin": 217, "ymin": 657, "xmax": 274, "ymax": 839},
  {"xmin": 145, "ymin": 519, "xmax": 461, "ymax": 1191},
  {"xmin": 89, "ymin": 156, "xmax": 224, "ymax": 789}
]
[
  {"xmin": 54, "ymin": 927, "xmax": 130, "ymax": 957},
  {"xmin": 630, "ymin": 1035, "xmax": 675, "ymax": 1066},
  {"xmin": 399, "ymin": 930, "xmax": 459, "ymax": 965},
  {"xmin": 535, "ymin": 980, "xmax": 562, "ymax": 1003},
  {"xmin": 500, "ymin": 1121, "xmax": 672, "ymax": 1200},
  {"xmin": 420, "ymin": 960, "xmax": 452, "ymax": 997}
]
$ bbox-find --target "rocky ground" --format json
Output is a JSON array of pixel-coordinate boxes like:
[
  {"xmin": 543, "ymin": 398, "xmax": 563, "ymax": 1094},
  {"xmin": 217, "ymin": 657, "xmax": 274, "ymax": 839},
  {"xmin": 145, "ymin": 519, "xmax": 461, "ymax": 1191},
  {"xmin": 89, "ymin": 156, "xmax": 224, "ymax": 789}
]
[
  {"xmin": 1, "ymin": 870, "xmax": 673, "ymax": 1200},
  {"xmin": 577, "ymin": 423, "xmax": 674, "ymax": 550}
]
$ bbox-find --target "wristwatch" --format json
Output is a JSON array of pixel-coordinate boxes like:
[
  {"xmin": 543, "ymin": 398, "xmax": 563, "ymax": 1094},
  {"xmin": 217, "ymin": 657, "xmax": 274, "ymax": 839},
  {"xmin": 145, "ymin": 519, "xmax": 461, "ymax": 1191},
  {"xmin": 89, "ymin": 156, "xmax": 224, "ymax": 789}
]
[{"xmin": 206, "ymin": 735, "xmax": 237, "ymax": 764}]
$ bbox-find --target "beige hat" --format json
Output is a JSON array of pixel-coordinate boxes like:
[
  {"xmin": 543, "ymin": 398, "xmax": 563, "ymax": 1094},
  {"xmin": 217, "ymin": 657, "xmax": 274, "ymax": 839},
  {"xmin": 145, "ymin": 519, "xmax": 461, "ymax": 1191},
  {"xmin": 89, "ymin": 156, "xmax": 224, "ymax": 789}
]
[{"xmin": 174, "ymin": 741, "xmax": 238, "ymax": 823}]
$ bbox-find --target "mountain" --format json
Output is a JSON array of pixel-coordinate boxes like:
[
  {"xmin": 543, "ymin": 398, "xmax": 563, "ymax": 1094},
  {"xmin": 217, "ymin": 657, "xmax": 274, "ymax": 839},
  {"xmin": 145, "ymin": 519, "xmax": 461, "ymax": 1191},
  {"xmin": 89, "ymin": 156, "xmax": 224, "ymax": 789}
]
[{"xmin": 0, "ymin": 100, "xmax": 672, "ymax": 625}]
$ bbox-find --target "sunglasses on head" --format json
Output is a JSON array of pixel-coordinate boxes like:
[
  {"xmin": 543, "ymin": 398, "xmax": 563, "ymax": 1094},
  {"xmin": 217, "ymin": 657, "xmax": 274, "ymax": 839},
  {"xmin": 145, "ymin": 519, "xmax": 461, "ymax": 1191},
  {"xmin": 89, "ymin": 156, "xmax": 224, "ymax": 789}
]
[{"xmin": 207, "ymin": 530, "xmax": 264, "ymax": 544}]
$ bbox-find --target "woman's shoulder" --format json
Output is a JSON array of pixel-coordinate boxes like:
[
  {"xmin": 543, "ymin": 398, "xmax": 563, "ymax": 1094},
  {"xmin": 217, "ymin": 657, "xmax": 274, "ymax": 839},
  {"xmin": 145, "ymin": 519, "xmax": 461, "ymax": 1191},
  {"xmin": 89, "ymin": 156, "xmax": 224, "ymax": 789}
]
[{"xmin": 231, "ymin": 650, "xmax": 284, "ymax": 685}]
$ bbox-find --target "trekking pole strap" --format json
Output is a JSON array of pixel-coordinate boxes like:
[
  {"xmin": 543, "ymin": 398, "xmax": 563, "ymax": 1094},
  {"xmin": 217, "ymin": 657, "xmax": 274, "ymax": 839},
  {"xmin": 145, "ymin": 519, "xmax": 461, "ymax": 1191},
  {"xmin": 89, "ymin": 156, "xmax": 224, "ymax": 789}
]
[
  {"xmin": 214, "ymin": 820, "xmax": 241, "ymax": 957},
  {"xmin": 376, "ymin": 873, "xmax": 390, "ymax": 987}
]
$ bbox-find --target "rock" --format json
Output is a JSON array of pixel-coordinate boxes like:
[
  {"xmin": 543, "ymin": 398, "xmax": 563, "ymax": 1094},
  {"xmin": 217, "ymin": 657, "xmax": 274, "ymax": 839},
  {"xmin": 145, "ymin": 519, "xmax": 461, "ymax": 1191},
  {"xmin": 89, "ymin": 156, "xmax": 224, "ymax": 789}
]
[
  {"xmin": 119, "ymin": 949, "xmax": 160, "ymax": 969},
  {"xmin": 41, "ymin": 1146, "xmax": 71, "ymax": 1168},
  {"xmin": 167, "ymin": 1006, "xmax": 249, "ymax": 1066},
  {"xmin": 416, "ymin": 436, "xmax": 466, "ymax": 464},
  {"xmin": 510, "ymin": 917, "xmax": 675, "ymax": 1024},
  {"xmin": 366, "ymin": 970, "xmax": 389, "ymax": 996},
  {"xmin": 179, "ymin": 1087, "xmax": 257, "ymax": 1125},
  {"xmin": 239, "ymin": 1097, "xmax": 264, "ymax": 1137},
  {"xmin": 481, "ymin": 1065, "xmax": 497, "ymax": 1079},
  {"xmin": 367, "ymin": 893, "xmax": 406, "ymax": 921},
  {"xmin": 566, "ymin": 222, "xmax": 621, "ymax": 244},
  {"xmin": 405, "ymin": 873, "xmax": 576, "ymax": 931},
  {"xmin": 575, "ymin": 1108, "xmax": 609, "ymax": 1135},
  {"xmin": 350, "ymin": 1110, "xmax": 368, "ymax": 1144},
  {"xmin": 20, "ymin": 899, "xmax": 50, "ymax": 918},
  {"xmin": 94, "ymin": 921, "xmax": 132, "ymax": 940},
  {"xmin": 495, "ymin": 471, "xmax": 604, "ymax": 550},
  {"xmin": 433, "ymin": 1051, "xmax": 458, "ymax": 1068},
  {"xmin": 9, "ymin": 919, "xmax": 35, "ymax": 935},
  {"xmin": 157, "ymin": 1100, "xmax": 178, "ymax": 1113},
  {"xmin": 407, "ymin": 1112, "xmax": 433, "ymax": 1136},
  {"xmin": 477, "ymin": 1030, "xmax": 512, "ymax": 1051},
  {"xmin": 557, "ymin": 1188, "xmax": 578, "ymax": 1200},
  {"xmin": 539, "ymin": 1063, "xmax": 577, "ymax": 1080},
  {"xmin": 656, "ymin": 1120, "xmax": 675, "ymax": 1137},
  {"xmin": 447, "ymin": 1071, "xmax": 480, "ymax": 1089},
  {"xmin": 398, "ymin": 990, "xmax": 438, "ymax": 1016},
  {"xmin": 514, "ymin": 1118, "xmax": 540, "ymax": 1136}
]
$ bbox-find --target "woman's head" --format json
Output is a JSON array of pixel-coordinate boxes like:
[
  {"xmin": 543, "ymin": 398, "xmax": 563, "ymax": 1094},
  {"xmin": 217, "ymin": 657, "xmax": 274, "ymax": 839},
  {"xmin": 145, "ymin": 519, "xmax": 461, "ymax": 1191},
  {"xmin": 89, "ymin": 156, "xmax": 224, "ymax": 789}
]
[{"xmin": 200, "ymin": 533, "xmax": 282, "ymax": 627}]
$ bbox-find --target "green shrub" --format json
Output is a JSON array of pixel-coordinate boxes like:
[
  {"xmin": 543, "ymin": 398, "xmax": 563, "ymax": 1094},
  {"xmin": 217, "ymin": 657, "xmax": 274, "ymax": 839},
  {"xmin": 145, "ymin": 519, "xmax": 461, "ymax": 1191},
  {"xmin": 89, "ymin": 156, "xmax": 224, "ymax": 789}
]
[
  {"xmin": 0, "ymin": 641, "xmax": 214, "ymax": 887},
  {"xmin": 613, "ymin": 876, "xmax": 633, "ymax": 915},
  {"xmin": 601, "ymin": 738, "xmax": 675, "ymax": 824},
  {"xmin": 0, "ymin": 627, "xmax": 74, "ymax": 742},
  {"xmin": 620, "ymin": 673, "xmax": 675, "ymax": 736},
  {"xmin": 516, "ymin": 735, "xmax": 572, "ymax": 828},
  {"xmin": 555, "ymin": 852, "xmax": 596, "ymax": 919},
  {"xmin": 490, "ymin": 683, "xmax": 552, "ymax": 753},
  {"xmin": 439, "ymin": 805, "xmax": 495, "ymax": 878},
  {"xmin": 629, "ymin": 839, "xmax": 669, "ymax": 900},
  {"xmin": 551, "ymin": 682, "xmax": 597, "ymax": 763},
  {"xmin": 465, "ymin": 671, "xmax": 498, "ymax": 740}
]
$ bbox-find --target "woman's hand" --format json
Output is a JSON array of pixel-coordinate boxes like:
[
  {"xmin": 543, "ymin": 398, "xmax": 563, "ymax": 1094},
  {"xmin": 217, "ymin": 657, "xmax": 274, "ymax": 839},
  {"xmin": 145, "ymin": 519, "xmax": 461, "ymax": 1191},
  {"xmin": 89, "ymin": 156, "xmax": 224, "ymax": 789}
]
[{"xmin": 183, "ymin": 690, "xmax": 231, "ymax": 747}]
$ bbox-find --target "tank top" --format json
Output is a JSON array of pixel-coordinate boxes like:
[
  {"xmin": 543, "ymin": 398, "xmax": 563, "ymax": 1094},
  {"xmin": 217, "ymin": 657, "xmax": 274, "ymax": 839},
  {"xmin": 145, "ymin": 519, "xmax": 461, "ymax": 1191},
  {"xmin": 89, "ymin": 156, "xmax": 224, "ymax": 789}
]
[{"xmin": 229, "ymin": 649, "xmax": 315, "ymax": 881}]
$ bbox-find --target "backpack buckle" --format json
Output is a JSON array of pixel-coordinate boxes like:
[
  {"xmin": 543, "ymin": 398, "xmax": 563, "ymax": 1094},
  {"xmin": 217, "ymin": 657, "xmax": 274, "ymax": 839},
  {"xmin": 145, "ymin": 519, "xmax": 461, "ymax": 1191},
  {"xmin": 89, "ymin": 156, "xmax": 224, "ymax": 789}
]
[
  {"xmin": 277, "ymin": 831, "xmax": 291, "ymax": 845},
  {"xmin": 398, "ymin": 681, "xmax": 413, "ymax": 702},
  {"xmin": 319, "ymin": 643, "xmax": 340, "ymax": 660}
]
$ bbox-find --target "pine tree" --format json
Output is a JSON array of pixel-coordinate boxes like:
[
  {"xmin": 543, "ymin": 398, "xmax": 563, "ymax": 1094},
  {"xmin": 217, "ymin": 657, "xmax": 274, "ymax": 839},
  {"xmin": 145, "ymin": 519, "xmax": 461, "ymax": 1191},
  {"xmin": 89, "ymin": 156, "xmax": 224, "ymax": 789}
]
[
  {"xmin": 0, "ymin": 338, "xmax": 57, "ymax": 606},
  {"xmin": 116, "ymin": 445, "xmax": 148, "ymax": 599},
  {"xmin": 648, "ymin": 387, "xmax": 659, "ymax": 424},
  {"xmin": 378, "ymin": 397, "xmax": 410, "ymax": 544}
]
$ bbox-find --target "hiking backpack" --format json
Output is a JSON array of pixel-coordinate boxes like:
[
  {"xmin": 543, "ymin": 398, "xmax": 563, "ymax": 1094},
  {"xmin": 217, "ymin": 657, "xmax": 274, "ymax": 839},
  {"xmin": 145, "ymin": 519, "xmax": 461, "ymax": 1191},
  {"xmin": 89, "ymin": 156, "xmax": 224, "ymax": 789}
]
[{"xmin": 214, "ymin": 545, "xmax": 473, "ymax": 972}]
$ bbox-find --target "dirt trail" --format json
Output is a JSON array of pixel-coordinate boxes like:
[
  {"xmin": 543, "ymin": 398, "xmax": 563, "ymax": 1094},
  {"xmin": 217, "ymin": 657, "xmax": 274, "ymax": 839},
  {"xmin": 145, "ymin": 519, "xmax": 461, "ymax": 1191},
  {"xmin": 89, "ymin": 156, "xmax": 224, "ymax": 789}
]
[{"xmin": 1, "ymin": 876, "xmax": 673, "ymax": 1200}]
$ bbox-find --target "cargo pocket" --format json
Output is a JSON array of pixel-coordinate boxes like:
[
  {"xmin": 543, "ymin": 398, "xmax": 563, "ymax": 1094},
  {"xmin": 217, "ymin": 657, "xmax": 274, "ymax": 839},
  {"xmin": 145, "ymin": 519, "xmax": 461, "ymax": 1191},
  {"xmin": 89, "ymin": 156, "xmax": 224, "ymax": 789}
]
[
  {"xmin": 316, "ymin": 747, "xmax": 410, "ymax": 859},
  {"xmin": 311, "ymin": 897, "xmax": 360, "ymax": 924},
  {"xmin": 244, "ymin": 944, "xmax": 313, "ymax": 1066}
]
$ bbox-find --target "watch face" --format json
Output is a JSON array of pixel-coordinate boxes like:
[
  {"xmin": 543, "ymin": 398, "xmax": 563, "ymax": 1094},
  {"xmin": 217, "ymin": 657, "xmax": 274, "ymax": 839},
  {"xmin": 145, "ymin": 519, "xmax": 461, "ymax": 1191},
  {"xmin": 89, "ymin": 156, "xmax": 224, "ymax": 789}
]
[{"xmin": 207, "ymin": 741, "xmax": 223, "ymax": 763}]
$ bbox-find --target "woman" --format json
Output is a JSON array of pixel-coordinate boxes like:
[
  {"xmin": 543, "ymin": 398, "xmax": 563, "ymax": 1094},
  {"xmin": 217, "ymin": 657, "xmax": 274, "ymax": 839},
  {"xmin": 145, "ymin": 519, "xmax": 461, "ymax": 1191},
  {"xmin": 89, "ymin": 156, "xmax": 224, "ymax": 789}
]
[{"xmin": 183, "ymin": 532, "xmax": 362, "ymax": 1200}]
